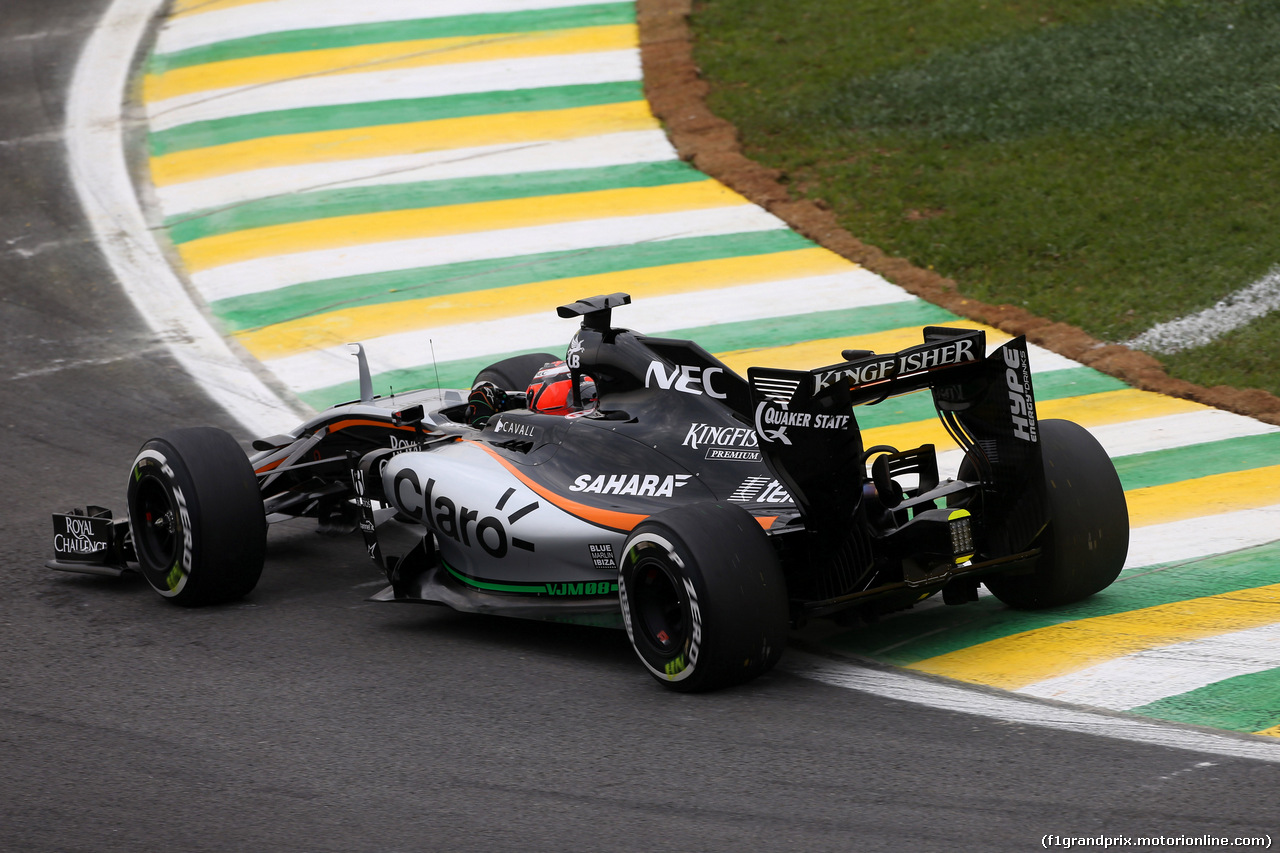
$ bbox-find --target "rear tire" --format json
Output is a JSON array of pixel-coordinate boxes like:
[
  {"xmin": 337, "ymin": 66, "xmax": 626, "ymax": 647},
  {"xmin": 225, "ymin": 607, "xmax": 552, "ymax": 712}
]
[
  {"xmin": 984, "ymin": 419, "xmax": 1128, "ymax": 609},
  {"xmin": 126, "ymin": 427, "xmax": 266, "ymax": 606},
  {"xmin": 619, "ymin": 503, "xmax": 788, "ymax": 692},
  {"xmin": 473, "ymin": 353, "xmax": 559, "ymax": 391}
]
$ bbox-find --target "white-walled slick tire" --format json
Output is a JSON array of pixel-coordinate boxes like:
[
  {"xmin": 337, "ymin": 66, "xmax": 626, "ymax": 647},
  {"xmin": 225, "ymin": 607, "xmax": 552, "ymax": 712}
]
[
  {"xmin": 127, "ymin": 427, "xmax": 266, "ymax": 606},
  {"xmin": 619, "ymin": 503, "xmax": 788, "ymax": 692}
]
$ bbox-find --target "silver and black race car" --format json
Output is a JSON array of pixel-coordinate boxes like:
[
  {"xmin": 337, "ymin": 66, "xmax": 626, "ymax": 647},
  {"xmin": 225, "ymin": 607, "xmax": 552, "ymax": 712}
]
[{"xmin": 48, "ymin": 293, "xmax": 1129, "ymax": 691}]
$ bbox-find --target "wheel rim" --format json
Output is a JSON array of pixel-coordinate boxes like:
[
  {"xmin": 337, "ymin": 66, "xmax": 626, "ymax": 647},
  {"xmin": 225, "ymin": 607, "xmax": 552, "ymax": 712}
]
[
  {"xmin": 134, "ymin": 474, "xmax": 179, "ymax": 572},
  {"xmin": 628, "ymin": 540, "xmax": 688, "ymax": 660}
]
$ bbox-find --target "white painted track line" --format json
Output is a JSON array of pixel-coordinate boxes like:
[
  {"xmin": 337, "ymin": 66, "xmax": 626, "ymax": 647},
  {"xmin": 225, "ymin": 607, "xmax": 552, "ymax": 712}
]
[
  {"xmin": 66, "ymin": 0, "xmax": 307, "ymax": 436},
  {"xmin": 786, "ymin": 651, "xmax": 1280, "ymax": 763},
  {"xmin": 1129, "ymin": 266, "xmax": 1280, "ymax": 354}
]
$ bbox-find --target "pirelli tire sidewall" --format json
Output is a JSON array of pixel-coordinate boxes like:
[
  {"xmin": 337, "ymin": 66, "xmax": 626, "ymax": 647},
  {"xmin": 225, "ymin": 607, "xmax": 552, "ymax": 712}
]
[
  {"xmin": 126, "ymin": 427, "xmax": 266, "ymax": 607},
  {"xmin": 618, "ymin": 503, "xmax": 789, "ymax": 692}
]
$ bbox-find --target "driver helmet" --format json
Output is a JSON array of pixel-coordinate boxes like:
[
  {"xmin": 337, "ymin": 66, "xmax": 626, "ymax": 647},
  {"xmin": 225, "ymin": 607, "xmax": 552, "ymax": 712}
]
[{"xmin": 526, "ymin": 360, "xmax": 596, "ymax": 416}]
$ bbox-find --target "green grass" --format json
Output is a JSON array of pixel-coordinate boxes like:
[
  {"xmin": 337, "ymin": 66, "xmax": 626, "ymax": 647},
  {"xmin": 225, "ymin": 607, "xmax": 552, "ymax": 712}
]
[
  {"xmin": 691, "ymin": 0, "xmax": 1280, "ymax": 397},
  {"xmin": 1161, "ymin": 311, "xmax": 1280, "ymax": 391}
]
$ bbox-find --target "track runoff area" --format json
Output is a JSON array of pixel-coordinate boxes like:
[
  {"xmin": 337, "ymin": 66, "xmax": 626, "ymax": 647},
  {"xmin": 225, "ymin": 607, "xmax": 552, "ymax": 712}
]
[{"xmin": 105, "ymin": 0, "xmax": 1280, "ymax": 747}]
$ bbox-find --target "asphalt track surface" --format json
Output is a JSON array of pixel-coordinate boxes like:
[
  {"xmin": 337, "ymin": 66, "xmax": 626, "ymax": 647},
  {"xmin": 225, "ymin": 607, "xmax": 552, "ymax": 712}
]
[{"xmin": 2, "ymin": 2, "xmax": 1278, "ymax": 851}]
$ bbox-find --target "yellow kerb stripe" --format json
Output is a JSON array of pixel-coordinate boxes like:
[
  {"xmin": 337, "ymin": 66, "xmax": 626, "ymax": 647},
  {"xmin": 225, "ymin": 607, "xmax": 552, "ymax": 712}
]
[
  {"xmin": 906, "ymin": 583, "xmax": 1280, "ymax": 690},
  {"xmin": 1125, "ymin": 464, "xmax": 1280, "ymax": 527},
  {"xmin": 150, "ymin": 100, "xmax": 658, "ymax": 187},
  {"xmin": 179, "ymin": 180, "xmax": 748, "ymax": 272},
  {"xmin": 1255, "ymin": 723, "xmax": 1280, "ymax": 738},
  {"xmin": 145, "ymin": 25, "xmax": 639, "ymax": 102},
  {"xmin": 236, "ymin": 249, "xmax": 851, "ymax": 358}
]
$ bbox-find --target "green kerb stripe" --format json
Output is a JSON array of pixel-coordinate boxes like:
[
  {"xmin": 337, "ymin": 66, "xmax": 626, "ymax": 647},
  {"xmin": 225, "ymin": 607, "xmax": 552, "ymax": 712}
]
[
  {"xmin": 150, "ymin": 81, "xmax": 643, "ymax": 156},
  {"xmin": 1130, "ymin": 667, "xmax": 1280, "ymax": 734},
  {"xmin": 211, "ymin": 230, "xmax": 810, "ymax": 332},
  {"xmin": 1112, "ymin": 430, "xmax": 1280, "ymax": 491},
  {"xmin": 167, "ymin": 161, "xmax": 708, "ymax": 244},
  {"xmin": 149, "ymin": 4, "xmax": 636, "ymax": 73},
  {"xmin": 854, "ymin": 367, "xmax": 1128, "ymax": 430},
  {"xmin": 822, "ymin": 538, "xmax": 1280, "ymax": 666}
]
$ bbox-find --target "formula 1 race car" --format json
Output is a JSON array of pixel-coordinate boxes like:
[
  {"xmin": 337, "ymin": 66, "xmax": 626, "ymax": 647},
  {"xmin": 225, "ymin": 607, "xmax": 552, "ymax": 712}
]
[{"xmin": 48, "ymin": 293, "xmax": 1129, "ymax": 691}]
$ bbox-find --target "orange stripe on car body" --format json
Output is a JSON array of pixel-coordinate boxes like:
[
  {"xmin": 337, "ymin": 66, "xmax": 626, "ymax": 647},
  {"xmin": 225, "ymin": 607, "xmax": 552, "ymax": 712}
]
[
  {"xmin": 466, "ymin": 440, "xmax": 648, "ymax": 533},
  {"xmin": 468, "ymin": 440, "xmax": 780, "ymax": 534},
  {"xmin": 327, "ymin": 418, "xmax": 421, "ymax": 434}
]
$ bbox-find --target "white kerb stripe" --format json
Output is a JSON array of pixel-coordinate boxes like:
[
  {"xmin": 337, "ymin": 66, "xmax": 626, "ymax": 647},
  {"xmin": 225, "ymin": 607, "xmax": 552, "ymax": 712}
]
[
  {"xmin": 1017, "ymin": 622, "xmax": 1280, "ymax": 711},
  {"xmin": 147, "ymin": 50, "xmax": 642, "ymax": 132},
  {"xmin": 936, "ymin": 407, "xmax": 1277, "ymax": 477},
  {"xmin": 1072, "ymin": 407, "xmax": 1278, "ymax": 459},
  {"xmin": 191, "ymin": 205, "xmax": 789, "ymax": 302},
  {"xmin": 157, "ymin": 131, "xmax": 678, "ymax": 215},
  {"xmin": 1019, "ymin": 343, "xmax": 1079, "ymax": 374},
  {"xmin": 156, "ymin": 0, "xmax": 622, "ymax": 56},
  {"xmin": 1123, "ymin": 503, "xmax": 1280, "ymax": 569}
]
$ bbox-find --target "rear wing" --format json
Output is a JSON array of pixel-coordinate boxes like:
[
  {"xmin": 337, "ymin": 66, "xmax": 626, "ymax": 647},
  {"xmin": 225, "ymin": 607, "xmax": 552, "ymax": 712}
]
[
  {"xmin": 807, "ymin": 326, "xmax": 986, "ymax": 405},
  {"xmin": 747, "ymin": 327, "xmax": 1047, "ymax": 557}
]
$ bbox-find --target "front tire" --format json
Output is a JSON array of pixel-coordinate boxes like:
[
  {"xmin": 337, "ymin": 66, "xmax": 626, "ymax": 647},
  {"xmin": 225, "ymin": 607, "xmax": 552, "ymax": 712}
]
[
  {"xmin": 126, "ymin": 427, "xmax": 266, "ymax": 606},
  {"xmin": 619, "ymin": 503, "xmax": 788, "ymax": 692},
  {"xmin": 984, "ymin": 419, "xmax": 1129, "ymax": 609}
]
